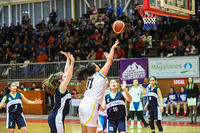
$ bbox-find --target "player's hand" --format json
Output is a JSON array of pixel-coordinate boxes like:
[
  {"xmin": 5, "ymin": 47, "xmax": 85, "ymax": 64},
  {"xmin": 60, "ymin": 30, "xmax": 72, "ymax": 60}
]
[
  {"xmin": 160, "ymin": 106, "xmax": 164, "ymax": 113},
  {"xmin": 121, "ymin": 80, "xmax": 127, "ymax": 90},
  {"xmin": 60, "ymin": 51, "xmax": 69, "ymax": 59},
  {"xmin": 68, "ymin": 52, "xmax": 75, "ymax": 63},
  {"xmin": 0, "ymin": 103, "xmax": 6, "ymax": 108},
  {"xmin": 34, "ymin": 98, "xmax": 43, "ymax": 104},
  {"xmin": 112, "ymin": 39, "xmax": 119, "ymax": 49}
]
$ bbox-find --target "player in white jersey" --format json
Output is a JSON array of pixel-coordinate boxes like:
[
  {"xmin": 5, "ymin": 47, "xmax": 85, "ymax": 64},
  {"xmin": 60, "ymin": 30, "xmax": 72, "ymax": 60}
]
[
  {"xmin": 76, "ymin": 39, "xmax": 119, "ymax": 133},
  {"xmin": 128, "ymin": 79, "xmax": 148, "ymax": 129},
  {"xmin": 97, "ymin": 79, "xmax": 110, "ymax": 133}
]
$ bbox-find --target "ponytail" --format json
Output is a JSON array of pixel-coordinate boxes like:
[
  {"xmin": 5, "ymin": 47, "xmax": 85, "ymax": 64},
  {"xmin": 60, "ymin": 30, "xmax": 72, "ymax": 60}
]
[
  {"xmin": 42, "ymin": 72, "xmax": 63, "ymax": 95},
  {"xmin": 76, "ymin": 63, "xmax": 96, "ymax": 81}
]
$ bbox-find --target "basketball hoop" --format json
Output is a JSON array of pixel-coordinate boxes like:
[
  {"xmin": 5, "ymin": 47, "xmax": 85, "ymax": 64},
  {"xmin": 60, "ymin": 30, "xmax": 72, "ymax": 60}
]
[{"xmin": 137, "ymin": 6, "xmax": 157, "ymax": 30}]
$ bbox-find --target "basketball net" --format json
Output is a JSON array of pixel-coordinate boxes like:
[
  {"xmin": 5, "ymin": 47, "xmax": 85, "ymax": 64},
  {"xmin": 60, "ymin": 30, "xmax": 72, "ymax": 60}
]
[{"xmin": 137, "ymin": 6, "xmax": 157, "ymax": 30}]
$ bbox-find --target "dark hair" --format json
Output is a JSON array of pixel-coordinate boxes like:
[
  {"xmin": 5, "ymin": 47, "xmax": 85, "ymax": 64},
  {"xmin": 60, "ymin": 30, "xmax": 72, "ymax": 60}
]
[
  {"xmin": 42, "ymin": 72, "xmax": 63, "ymax": 95},
  {"xmin": 76, "ymin": 63, "xmax": 96, "ymax": 81},
  {"xmin": 170, "ymin": 86, "xmax": 175, "ymax": 93},
  {"xmin": 2, "ymin": 82, "xmax": 15, "ymax": 96}
]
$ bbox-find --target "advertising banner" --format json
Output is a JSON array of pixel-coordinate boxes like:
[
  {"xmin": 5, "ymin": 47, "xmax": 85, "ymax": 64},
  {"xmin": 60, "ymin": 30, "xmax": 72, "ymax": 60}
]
[
  {"xmin": 149, "ymin": 56, "xmax": 199, "ymax": 78},
  {"xmin": 120, "ymin": 58, "xmax": 148, "ymax": 85}
]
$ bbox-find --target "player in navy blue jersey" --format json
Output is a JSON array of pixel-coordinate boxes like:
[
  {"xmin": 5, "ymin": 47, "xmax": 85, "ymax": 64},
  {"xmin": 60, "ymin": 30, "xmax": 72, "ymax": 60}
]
[
  {"xmin": 42, "ymin": 51, "xmax": 74, "ymax": 133},
  {"xmin": 0, "ymin": 82, "xmax": 42, "ymax": 133},
  {"xmin": 144, "ymin": 76, "xmax": 164, "ymax": 133},
  {"xmin": 101, "ymin": 80, "xmax": 132, "ymax": 133}
]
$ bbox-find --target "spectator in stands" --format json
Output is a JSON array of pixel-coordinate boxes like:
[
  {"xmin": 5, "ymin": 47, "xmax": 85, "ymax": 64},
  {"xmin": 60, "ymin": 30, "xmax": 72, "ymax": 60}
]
[
  {"xmin": 91, "ymin": 6, "xmax": 98, "ymax": 14},
  {"xmin": 105, "ymin": 3, "xmax": 114, "ymax": 17},
  {"xmin": 135, "ymin": 38, "xmax": 145, "ymax": 57},
  {"xmin": 37, "ymin": 51, "xmax": 48, "ymax": 62},
  {"xmin": 185, "ymin": 77, "xmax": 199, "ymax": 124},
  {"xmin": 141, "ymin": 31, "xmax": 152, "ymax": 48},
  {"xmin": 125, "ymin": 43, "xmax": 137, "ymax": 58},
  {"xmin": 157, "ymin": 41, "xmax": 167, "ymax": 57},
  {"xmin": 176, "ymin": 86, "xmax": 188, "ymax": 117},
  {"xmin": 96, "ymin": 47, "xmax": 104, "ymax": 60},
  {"xmin": 20, "ymin": 84, "xmax": 26, "ymax": 91},
  {"xmin": 87, "ymin": 49, "xmax": 96, "ymax": 60},
  {"xmin": 171, "ymin": 35, "xmax": 180, "ymax": 49},
  {"xmin": 176, "ymin": 41, "xmax": 185, "ymax": 56},
  {"xmin": 22, "ymin": 15, "xmax": 30, "ymax": 27},
  {"xmin": 185, "ymin": 43, "xmax": 197, "ymax": 55},
  {"xmin": 114, "ymin": 45, "xmax": 125, "ymax": 59},
  {"xmin": 117, "ymin": 1, "xmax": 123, "ymax": 17},
  {"xmin": 30, "ymin": 82, "xmax": 37, "ymax": 91},
  {"xmin": 165, "ymin": 87, "xmax": 178, "ymax": 116},
  {"xmin": 49, "ymin": 8, "xmax": 57, "ymax": 25}
]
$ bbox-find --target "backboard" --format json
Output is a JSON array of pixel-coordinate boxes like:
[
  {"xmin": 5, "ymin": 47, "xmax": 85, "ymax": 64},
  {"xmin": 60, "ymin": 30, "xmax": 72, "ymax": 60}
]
[{"xmin": 138, "ymin": 0, "xmax": 195, "ymax": 19}]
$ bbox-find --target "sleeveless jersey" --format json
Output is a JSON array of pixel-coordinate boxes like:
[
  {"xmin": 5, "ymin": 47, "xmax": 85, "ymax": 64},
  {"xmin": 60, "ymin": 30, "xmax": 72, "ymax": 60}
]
[
  {"xmin": 51, "ymin": 86, "xmax": 72, "ymax": 119},
  {"xmin": 84, "ymin": 72, "xmax": 106, "ymax": 104},
  {"xmin": 129, "ymin": 86, "xmax": 142, "ymax": 102},
  {"xmin": 147, "ymin": 86, "xmax": 160, "ymax": 107},
  {"xmin": 105, "ymin": 91, "xmax": 126, "ymax": 120},
  {"xmin": 6, "ymin": 93, "xmax": 23, "ymax": 113}
]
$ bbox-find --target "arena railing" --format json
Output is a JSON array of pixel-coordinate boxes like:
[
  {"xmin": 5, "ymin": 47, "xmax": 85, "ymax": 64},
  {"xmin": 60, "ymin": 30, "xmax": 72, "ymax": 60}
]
[{"xmin": 0, "ymin": 59, "xmax": 120, "ymax": 82}]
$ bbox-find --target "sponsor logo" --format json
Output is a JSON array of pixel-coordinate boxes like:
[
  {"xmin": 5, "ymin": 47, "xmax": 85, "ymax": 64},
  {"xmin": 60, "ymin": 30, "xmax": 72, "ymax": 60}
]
[{"xmin": 122, "ymin": 62, "xmax": 146, "ymax": 80}]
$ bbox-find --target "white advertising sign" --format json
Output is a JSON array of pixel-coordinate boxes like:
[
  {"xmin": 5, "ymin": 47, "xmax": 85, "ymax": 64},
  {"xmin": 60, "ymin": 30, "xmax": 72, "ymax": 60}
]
[{"xmin": 149, "ymin": 56, "xmax": 199, "ymax": 78}]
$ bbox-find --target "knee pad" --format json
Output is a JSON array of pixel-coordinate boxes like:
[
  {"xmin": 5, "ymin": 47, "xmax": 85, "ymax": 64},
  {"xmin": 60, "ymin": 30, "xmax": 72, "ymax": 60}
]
[
  {"xmin": 156, "ymin": 120, "xmax": 163, "ymax": 132},
  {"xmin": 149, "ymin": 120, "xmax": 155, "ymax": 130}
]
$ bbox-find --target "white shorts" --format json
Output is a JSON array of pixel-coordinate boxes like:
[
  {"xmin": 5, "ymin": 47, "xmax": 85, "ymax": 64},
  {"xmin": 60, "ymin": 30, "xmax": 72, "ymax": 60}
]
[
  {"xmin": 187, "ymin": 98, "xmax": 197, "ymax": 106},
  {"xmin": 79, "ymin": 97, "xmax": 99, "ymax": 127}
]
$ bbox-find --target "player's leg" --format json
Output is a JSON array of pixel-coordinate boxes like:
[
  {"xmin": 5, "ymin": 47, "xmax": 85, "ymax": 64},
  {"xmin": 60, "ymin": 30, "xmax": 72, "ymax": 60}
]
[
  {"xmin": 176, "ymin": 102, "xmax": 181, "ymax": 117},
  {"xmin": 107, "ymin": 119, "xmax": 117, "ymax": 133},
  {"xmin": 118, "ymin": 119, "xmax": 126, "ymax": 133},
  {"xmin": 17, "ymin": 113, "xmax": 28, "ymax": 133},
  {"xmin": 136, "ymin": 111, "xmax": 142, "ymax": 128},
  {"xmin": 81, "ymin": 124, "xmax": 87, "ymax": 133},
  {"xmin": 165, "ymin": 103, "xmax": 170, "ymax": 116},
  {"xmin": 20, "ymin": 127, "xmax": 28, "ymax": 133},
  {"xmin": 148, "ymin": 108, "xmax": 155, "ymax": 133},
  {"xmin": 169, "ymin": 103, "xmax": 174, "ymax": 115},
  {"xmin": 193, "ymin": 105, "xmax": 197, "ymax": 124},
  {"xmin": 7, "ymin": 113, "xmax": 16, "ymax": 133},
  {"xmin": 188, "ymin": 106, "xmax": 193, "ymax": 123},
  {"xmin": 183, "ymin": 102, "xmax": 187, "ymax": 116},
  {"xmin": 155, "ymin": 120, "xmax": 163, "ymax": 133},
  {"xmin": 86, "ymin": 126, "xmax": 97, "ymax": 133},
  {"xmin": 8, "ymin": 129, "xmax": 15, "ymax": 133}
]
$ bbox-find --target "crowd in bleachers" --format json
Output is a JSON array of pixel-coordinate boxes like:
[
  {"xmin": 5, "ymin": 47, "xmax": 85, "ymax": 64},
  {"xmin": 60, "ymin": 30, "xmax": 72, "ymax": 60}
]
[{"xmin": 0, "ymin": 1, "xmax": 200, "ymax": 64}]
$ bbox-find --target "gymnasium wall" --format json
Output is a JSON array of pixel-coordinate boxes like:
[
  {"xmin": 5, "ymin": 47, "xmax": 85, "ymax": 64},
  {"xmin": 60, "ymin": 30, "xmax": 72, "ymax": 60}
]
[{"xmin": 1, "ymin": 79, "xmax": 200, "ymax": 98}]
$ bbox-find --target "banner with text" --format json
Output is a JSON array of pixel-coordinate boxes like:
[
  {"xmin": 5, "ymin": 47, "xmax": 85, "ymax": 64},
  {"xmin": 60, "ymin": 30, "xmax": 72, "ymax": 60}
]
[
  {"xmin": 120, "ymin": 58, "xmax": 148, "ymax": 85},
  {"xmin": 149, "ymin": 56, "xmax": 199, "ymax": 78}
]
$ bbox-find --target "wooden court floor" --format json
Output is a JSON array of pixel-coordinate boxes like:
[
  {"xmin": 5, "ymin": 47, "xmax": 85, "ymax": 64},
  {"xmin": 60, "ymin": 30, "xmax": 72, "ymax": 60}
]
[{"xmin": 0, "ymin": 120, "xmax": 200, "ymax": 133}]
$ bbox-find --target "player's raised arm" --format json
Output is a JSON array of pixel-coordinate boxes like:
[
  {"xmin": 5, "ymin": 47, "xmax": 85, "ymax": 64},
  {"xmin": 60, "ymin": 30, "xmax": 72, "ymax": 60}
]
[
  {"xmin": 121, "ymin": 80, "xmax": 132, "ymax": 102},
  {"xmin": 59, "ymin": 52, "xmax": 74, "ymax": 93},
  {"xmin": 99, "ymin": 39, "xmax": 119, "ymax": 76}
]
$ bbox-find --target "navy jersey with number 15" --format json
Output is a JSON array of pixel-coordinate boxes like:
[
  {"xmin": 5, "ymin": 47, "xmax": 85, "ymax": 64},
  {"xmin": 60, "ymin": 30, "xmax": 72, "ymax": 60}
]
[{"xmin": 105, "ymin": 91, "xmax": 126, "ymax": 120}]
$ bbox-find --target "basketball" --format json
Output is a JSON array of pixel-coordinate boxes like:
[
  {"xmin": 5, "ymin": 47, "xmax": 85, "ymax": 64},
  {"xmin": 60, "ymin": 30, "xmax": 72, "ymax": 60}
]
[{"xmin": 112, "ymin": 20, "xmax": 126, "ymax": 34}]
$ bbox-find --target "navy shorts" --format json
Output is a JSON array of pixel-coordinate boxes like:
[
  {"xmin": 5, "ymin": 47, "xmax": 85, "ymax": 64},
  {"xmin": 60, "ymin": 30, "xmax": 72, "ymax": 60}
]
[
  {"xmin": 108, "ymin": 118, "xmax": 126, "ymax": 133},
  {"xmin": 7, "ymin": 112, "xmax": 26, "ymax": 129}
]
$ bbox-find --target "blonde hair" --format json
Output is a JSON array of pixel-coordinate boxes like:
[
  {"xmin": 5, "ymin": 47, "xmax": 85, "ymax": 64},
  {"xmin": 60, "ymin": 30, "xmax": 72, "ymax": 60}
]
[{"xmin": 42, "ymin": 72, "xmax": 63, "ymax": 95}]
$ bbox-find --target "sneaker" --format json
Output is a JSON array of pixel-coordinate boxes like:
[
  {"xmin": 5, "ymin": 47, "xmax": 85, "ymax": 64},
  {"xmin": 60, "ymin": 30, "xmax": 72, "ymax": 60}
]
[
  {"xmin": 183, "ymin": 112, "xmax": 186, "ymax": 117},
  {"xmin": 130, "ymin": 121, "xmax": 134, "ymax": 129},
  {"xmin": 176, "ymin": 112, "xmax": 179, "ymax": 117},
  {"xmin": 137, "ymin": 124, "xmax": 142, "ymax": 129},
  {"xmin": 166, "ymin": 113, "xmax": 170, "ymax": 116}
]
